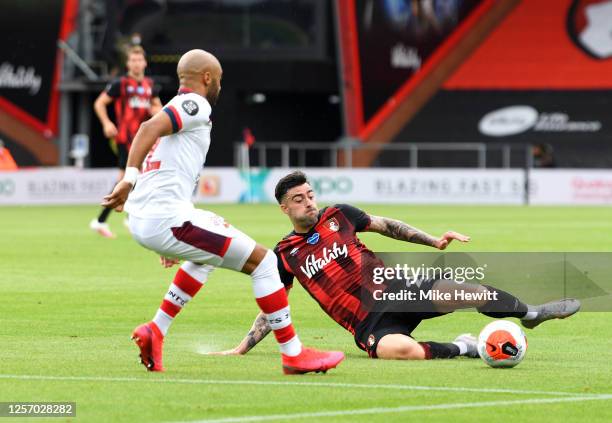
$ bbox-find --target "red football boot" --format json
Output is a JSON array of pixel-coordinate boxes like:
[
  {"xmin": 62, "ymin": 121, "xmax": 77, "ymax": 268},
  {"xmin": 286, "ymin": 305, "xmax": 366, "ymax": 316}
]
[
  {"xmin": 282, "ymin": 347, "xmax": 345, "ymax": 375},
  {"xmin": 131, "ymin": 322, "xmax": 165, "ymax": 372}
]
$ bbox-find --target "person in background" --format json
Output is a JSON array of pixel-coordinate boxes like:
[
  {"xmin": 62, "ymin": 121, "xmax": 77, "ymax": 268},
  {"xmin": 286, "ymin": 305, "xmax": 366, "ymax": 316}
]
[
  {"xmin": 532, "ymin": 143, "xmax": 556, "ymax": 168},
  {"xmin": 91, "ymin": 45, "xmax": 162, "ymax": 238}
]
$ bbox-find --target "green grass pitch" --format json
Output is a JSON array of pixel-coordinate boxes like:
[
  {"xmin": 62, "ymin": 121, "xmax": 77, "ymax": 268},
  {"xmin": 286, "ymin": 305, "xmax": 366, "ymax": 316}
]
[{"xmin": 0, "ymin": 204, "xmax": 611, "ymax": 422}]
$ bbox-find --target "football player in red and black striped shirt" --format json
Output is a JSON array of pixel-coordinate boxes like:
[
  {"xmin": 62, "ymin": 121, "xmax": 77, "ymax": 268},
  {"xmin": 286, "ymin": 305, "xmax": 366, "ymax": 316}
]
[
  {"xmin": 210, "ymin": 171, "xmax": 580, "ymax": 360},
  {"xmin": 91, "ymin": 45, "xmax": 162, "ymax": 238}
]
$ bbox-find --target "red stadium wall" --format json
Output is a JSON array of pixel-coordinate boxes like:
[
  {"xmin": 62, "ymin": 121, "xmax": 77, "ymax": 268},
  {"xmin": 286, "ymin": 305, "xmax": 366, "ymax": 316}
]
[
  {"xmin": 338, "ymin": 0, "xmax": 612, "ymax": 167},
  {"xmin": 445, "ymin": 0, "xmax": 612, "ymax": 89}
]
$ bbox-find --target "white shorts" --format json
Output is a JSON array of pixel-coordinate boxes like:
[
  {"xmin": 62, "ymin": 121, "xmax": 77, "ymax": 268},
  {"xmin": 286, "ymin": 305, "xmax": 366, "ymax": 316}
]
[{"xmin": 128, "ymin": 208, "xmax": 257, "ymax": 271}]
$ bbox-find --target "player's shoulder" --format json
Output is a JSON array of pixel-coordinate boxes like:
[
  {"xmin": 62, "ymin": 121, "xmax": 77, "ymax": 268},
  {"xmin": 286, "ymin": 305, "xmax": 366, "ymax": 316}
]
[
  {"xmin": 321, "ymin": 203, "xmax": 359, "ymax": 217},
  {"xmin": 104, "ymin": 77, "xmax": 123, "ymax": 96},
  {"xmin": 324, "ymin": 203, "xmax": 370, "ymax": 230},
  {"xmin": 275, "ymin": 232, "xmax": 301, "ymax": 252},
  {"xmin": 105, "ymin": 77, "xmax": 122, "ymax": 88},
  {"xmin": 168, "ymin": 93, "xmax": 211, "ymax": 117}
]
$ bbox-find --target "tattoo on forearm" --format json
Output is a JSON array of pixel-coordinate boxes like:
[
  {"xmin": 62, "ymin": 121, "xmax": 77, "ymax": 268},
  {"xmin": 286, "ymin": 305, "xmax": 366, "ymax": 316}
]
[
  {"xmin": 244, "ymin": 313, "xmax": 271, "ymax": 352},
  {"xmin": 380, "ymin": 218, "xmax": 438, "ymax": 247}
]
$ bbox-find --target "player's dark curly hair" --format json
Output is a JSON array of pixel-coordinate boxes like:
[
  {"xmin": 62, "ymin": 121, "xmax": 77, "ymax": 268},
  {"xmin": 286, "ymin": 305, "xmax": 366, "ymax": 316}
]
[{"xmin": 274, "ymin": 171, "xmax": 309, "ymax": 203}]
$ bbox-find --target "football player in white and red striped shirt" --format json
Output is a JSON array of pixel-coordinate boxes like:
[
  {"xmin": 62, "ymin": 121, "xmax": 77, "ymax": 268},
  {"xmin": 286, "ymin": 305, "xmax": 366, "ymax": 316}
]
[{"xmin": 102, "ymin": 49, "xmax": 344, "ymax": 374}]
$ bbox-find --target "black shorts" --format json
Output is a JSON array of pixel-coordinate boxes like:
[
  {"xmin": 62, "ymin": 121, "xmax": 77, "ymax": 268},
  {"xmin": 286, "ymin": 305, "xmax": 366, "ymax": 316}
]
[
  {"xmin": 354, "ymin": 278, "xmax": 448, "ymax": 358},
  {"xmin": 116, "ymin": 142, "xmax": 129, "ymax": 168}
]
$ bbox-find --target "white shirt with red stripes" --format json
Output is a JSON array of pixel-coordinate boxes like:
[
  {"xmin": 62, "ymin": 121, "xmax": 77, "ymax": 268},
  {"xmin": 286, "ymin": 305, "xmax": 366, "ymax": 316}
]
[{"xmin": 125, "ymin": 90, "xmax": 212, "ymax": 218}]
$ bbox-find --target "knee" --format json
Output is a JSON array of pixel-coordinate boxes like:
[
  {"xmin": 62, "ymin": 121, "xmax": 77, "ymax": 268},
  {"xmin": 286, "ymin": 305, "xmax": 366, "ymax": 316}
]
[
  {"xmin": 394, "ymin": 343, "xmax": 425, "ymax": 360},
  {"xmin": 250, "ymin": 249, "xmax": 283, "ymax": 297},
  {"xmin": 376, "ymin": 336, "xmax": 426, "ymax": 360},
  {"xmin": 251, "ymin": 249, "xmax": 277, "ymax": 279},
  {"xmin": 180, "ymin": 262, "xmax": 214, "ymax": 283}
]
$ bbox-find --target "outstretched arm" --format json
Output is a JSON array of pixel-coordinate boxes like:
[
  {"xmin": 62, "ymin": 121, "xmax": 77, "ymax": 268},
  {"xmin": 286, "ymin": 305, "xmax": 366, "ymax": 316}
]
[
  {"xmin": 208, "ymin": 311, "xmax": 271, "ymax": 355},
  {"xmin": 367, "ymin": 215, "xmax": 470, "ymax": 250},
  {"xmin": 101, "ymin": 111, "xmax": 173, "ymax": 211}
]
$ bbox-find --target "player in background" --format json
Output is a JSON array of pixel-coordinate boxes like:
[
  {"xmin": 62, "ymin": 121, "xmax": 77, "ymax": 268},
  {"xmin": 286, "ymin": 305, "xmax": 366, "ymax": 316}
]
[
  {"xmin": 102, "ymin": 50, "xmax": 344, "ymax": 374},
  {"xmin": 91, "ymin": 45, "xmax": 162, "ymax": 238},
  {"xmin": 210, "ymin": 171, "xmax": 580, "ymax": 360}
]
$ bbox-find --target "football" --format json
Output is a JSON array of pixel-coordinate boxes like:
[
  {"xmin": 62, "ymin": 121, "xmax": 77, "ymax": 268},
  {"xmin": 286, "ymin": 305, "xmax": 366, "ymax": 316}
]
[{"xmin": 477, "ymin": 320, "xmax": 527, "ymax": 368}]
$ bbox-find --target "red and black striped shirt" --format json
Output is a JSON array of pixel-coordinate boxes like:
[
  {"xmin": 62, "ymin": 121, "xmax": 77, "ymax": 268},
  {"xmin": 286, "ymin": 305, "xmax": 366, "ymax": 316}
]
[
  {"xmin": 274, "ymin": 204, "xmax": 384, "ymax": 335},
  {"xmin": 106, "ymin": 75, "xmax": 160, "ymax": 146}
]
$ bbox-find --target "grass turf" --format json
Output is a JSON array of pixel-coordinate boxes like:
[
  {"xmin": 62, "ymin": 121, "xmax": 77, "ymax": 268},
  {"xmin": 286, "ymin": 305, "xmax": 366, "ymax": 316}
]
[{"xmin": 0, "ymin": 204, "xmax": 611, "ymax": 422}]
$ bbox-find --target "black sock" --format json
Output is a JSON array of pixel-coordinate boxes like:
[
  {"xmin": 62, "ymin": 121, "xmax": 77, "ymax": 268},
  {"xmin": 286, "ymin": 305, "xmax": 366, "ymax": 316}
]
[
  {"xmin": 419, "ymin": 342, "xmax": 460, "ymax": 359},
  {"xmin": 477, "ymin": 285, "xmax": 528, "ymax": 318},
  {"xmin": 97, "ymin": 207, "xmax": 112, "ymax": 223}
]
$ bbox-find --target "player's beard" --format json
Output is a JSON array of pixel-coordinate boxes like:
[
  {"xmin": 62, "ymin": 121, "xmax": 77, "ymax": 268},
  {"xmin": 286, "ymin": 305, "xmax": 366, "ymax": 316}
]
[
  {"xmin": 296, "ymin": 208, "xmax": 318, "ymax": 229},
  {"xmin": 207, "ymin": 80, "xmax": 220, "ymax": 105}
]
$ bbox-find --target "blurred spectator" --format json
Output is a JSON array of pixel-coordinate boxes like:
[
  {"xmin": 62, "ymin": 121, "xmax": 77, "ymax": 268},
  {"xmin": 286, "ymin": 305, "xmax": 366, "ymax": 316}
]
[
  {"xmin": 532, "ymin": 143, "xmax": 556, "ymax": 168},
  {"xmin": 90, "ymin": 45, "xmax": 162, "ymax": 238},
  {"xmin": 112, "ymin": 32, "xmax": 145, "ymax": 76},
  {"xmin": 0, "ymin": 140, "xmax": 18, "ymax": 171}
]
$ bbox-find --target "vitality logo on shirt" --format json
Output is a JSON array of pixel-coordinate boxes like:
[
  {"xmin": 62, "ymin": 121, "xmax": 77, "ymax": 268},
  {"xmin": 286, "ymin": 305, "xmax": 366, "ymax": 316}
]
[
  {"xmin": 299, "ymin": 242, "xmax": 348, "ymax": 278},
  {"xmin": 128, "ymin": 96, "xmax": 151, "ymax": 109}
]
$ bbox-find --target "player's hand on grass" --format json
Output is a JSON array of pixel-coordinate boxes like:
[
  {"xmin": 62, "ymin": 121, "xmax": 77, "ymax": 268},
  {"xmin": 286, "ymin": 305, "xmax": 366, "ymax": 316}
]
[
  {"xmin": 206, "ymin": 347, "xmax": 245, "ymax": 356},
  {"xmin": 101, "ymin": 180, "xmax": 133, "ymax": 211},
  {"xmin": 103, "ymin": 121, "xmax": 118, "ymax": 138},
  {"xmin": 435, "ymin": 231, "xmax": 470, "ymax": 250},
  {"xmin": 160, "ymin": 256, "xmax": 180, "ymax": 268}
]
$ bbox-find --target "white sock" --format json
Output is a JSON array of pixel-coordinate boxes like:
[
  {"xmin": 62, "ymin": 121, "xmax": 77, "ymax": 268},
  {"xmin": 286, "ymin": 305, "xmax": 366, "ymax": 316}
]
[
  {"xmin": 279, "ymin": 336, "xmax": 302, "ymax": 357},
  {"xmin": 452, "ymin": 341, "xmax": 468, "ymax": 355},
  {"xmin": 522, "ymin": 306, "xmax": 538, "ymax": 320},
  {"xmin": 153, "ymin": 309, "xmax": 172, "ymax": 336}
]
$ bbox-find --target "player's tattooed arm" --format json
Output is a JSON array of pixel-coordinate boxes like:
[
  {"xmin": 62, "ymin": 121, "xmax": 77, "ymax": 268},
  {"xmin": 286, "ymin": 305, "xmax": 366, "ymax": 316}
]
[
  {"xmin": 240, "ymin": 312, "xmax": 272, "ymax": 354},
  {"xmin": 367, "ymin": 216, "xmax": 471, "ymax": 249},
  {"xmin": 208, "ymin": 312, "xmax": 271, "ymax": 355},
  {"xmin": 368, "ymin": 215, "xmax": 439, "ymax": 247}
]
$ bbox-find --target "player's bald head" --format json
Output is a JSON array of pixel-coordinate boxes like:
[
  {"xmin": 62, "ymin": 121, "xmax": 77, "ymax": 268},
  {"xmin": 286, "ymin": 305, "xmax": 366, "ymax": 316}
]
[
  {"xmin": 177, "ymin": 49, "xmax": 221, "ymax": 78},
  {"xmin": 177, "ymin": 49, "xmax": 223, "ymax": 105}
]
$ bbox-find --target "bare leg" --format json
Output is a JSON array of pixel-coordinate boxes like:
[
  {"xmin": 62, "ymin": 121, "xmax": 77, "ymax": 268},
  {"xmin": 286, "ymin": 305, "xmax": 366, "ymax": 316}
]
[
  {"xmin": 376, "ymin": 333, "xmax": 466, "ymax": 360},
  {"xmin": 376, "ymin": 334, "xmax": 426, "ymax": 359}
]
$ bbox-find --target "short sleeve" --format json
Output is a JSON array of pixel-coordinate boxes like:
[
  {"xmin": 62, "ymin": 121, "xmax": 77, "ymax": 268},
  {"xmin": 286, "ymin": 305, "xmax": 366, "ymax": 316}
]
[
  {"xmin": 105, "ymin": 79, "xmax": 121, "ymax": 98},
  {"xmin": 162, "ymin": 94, "xmax": 211, "ymax": 133},
  {"xmin": 336, "ymin": 203, "xmax": 371, "ymax": 232},
  {"xmin": 274, "ymin": 247, "xmax": 294, "ymax": 288}
]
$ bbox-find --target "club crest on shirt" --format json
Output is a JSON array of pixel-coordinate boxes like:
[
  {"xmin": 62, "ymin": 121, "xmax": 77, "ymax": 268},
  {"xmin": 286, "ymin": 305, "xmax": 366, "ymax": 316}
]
[
  {"xmin": 182, "ymin": 99, "xmax": 199, "ymax": 116},
  {"xmin": 325, "ymin": 218, "xmax": 340, "ymax": 232},
  {"xmin": 306, "ymin": 232, "xmax": 320, "ymax": 245},
  {"xmin": 367, "ymin": 334, "xmax": 376, "ymax": 347}
]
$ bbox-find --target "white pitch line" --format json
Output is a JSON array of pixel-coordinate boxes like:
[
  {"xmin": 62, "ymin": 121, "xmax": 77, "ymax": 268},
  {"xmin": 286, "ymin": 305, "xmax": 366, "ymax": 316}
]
[
  {"xmin": 0, "ymin": 374, "xmax": 597, "ymax": 398},
  {"xmin": 176, "ymin": 395, "xmax": 612, "ymax": 423}
]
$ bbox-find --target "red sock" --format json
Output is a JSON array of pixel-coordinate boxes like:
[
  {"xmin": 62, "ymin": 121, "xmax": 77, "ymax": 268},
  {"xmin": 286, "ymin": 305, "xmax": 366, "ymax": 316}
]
[
  {"xmin": 153, "ymin": 266, "xmax": 208, "ymax": 336},
  {"xmin": 256, "ymin": 288, "xmax": 302, "ymax": 356}
]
